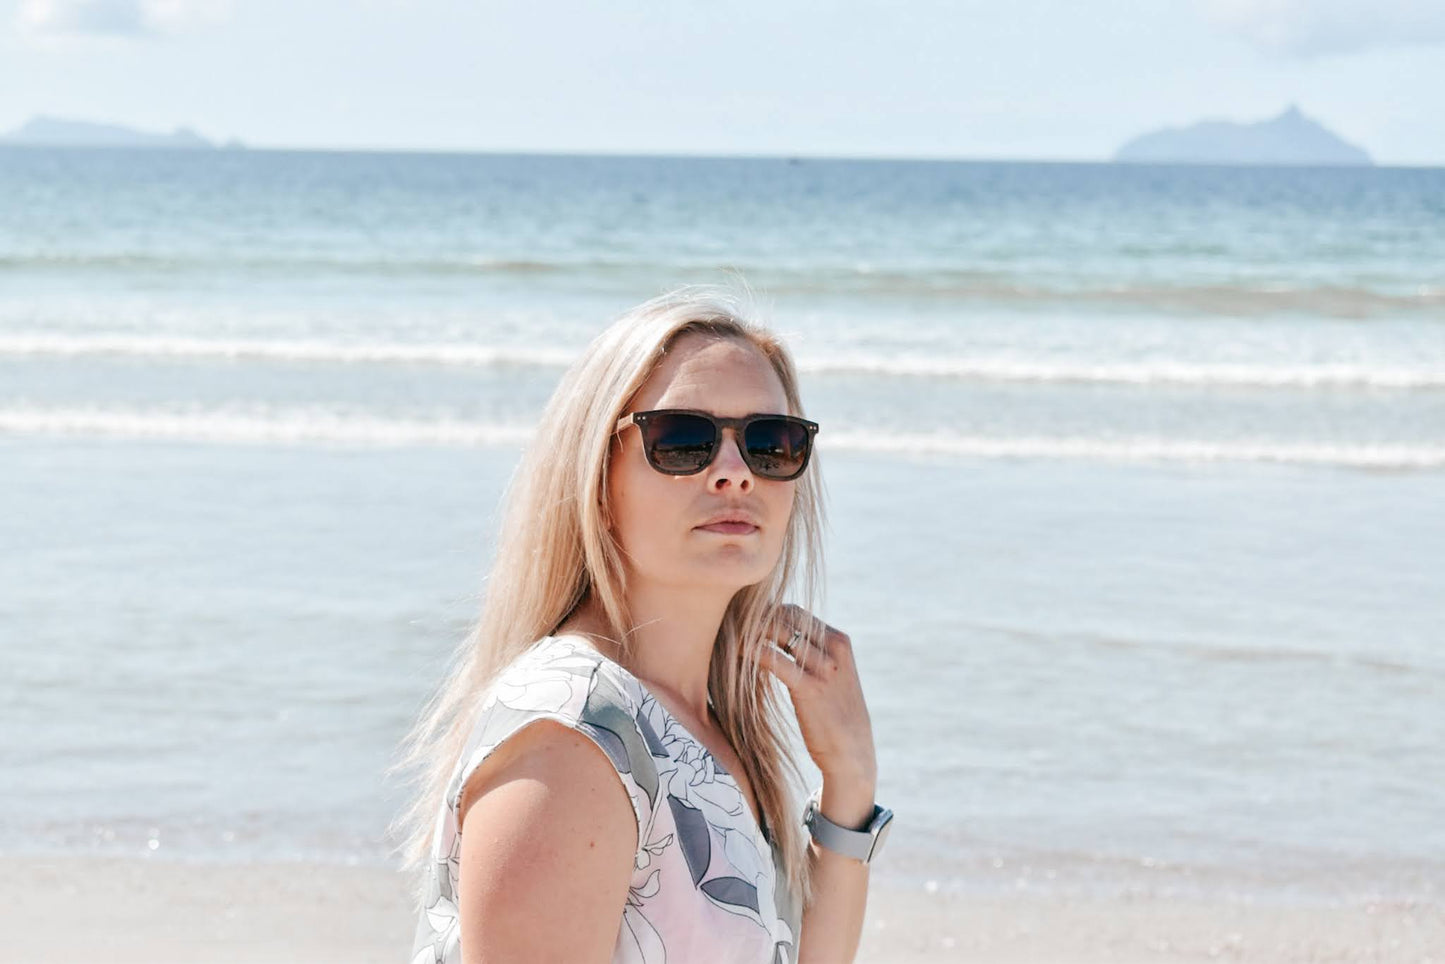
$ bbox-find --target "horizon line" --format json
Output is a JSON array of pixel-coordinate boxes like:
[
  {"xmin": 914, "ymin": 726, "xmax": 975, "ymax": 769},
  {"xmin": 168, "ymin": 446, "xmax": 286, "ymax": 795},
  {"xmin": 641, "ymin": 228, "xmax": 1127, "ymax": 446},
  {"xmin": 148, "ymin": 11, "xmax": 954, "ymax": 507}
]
[{"xmin": 2, "ymin": 140, "xmax": 1441, "ymax": 169}]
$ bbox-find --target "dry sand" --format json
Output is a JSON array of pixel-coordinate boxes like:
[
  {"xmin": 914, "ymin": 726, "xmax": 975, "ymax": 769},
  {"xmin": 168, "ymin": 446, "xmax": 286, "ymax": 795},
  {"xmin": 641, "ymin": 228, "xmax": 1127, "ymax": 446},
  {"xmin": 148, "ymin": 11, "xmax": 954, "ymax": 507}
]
[{"xmin": 1, "ymin": 854, "xmax": 1439, "ymax": 963}]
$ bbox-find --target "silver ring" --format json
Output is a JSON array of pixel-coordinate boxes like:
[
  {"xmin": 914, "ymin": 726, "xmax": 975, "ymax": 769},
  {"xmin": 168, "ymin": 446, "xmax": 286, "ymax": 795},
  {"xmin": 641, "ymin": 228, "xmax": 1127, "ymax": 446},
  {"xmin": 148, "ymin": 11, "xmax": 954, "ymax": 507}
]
[{"xmin": 786, "ymin": 629, "xmax": 805, "ymax": 652}]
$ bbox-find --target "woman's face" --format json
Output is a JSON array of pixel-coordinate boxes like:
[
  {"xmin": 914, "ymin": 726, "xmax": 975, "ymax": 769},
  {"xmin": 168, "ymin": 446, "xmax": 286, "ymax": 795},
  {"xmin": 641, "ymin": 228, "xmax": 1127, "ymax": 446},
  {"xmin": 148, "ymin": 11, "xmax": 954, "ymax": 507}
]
[{"xmin": 607, "ymin": 332, "xmax": 797, "ymax": 594}]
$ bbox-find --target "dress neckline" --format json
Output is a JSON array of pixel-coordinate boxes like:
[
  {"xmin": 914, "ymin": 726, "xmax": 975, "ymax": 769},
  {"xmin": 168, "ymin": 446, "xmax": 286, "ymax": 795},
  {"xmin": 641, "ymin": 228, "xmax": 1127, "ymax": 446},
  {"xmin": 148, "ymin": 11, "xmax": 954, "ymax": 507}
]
[{"xmin": 546, "ymin": 634, "xmax": 773, "ymax": 846}]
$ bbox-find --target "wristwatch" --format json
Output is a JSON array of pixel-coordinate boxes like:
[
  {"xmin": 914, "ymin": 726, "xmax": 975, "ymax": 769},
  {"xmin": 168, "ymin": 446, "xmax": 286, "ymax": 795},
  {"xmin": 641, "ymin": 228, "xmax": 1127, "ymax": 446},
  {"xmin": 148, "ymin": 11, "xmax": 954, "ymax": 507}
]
[{"xmin": 802, "ymin": 789, "xmax": 893, "ymax": 864}]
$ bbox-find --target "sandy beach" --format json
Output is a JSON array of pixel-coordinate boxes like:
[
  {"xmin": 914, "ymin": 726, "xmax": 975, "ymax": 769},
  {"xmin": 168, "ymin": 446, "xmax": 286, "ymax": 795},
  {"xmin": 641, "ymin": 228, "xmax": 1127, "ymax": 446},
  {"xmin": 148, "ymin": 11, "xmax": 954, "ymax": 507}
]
[{"xmin": 1, "ymin": 854, "xmax": 1438, "ymax": 963}]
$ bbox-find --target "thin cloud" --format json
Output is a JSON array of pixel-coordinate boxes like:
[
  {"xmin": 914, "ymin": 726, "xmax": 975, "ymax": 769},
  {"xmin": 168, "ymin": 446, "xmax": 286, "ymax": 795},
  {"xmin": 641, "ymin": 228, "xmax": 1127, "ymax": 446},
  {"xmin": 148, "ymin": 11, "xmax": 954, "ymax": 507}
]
[
  {"xmin": 17, "ymin": 0, "xmax": 230, "ymax": 38},
  {"xmin": 1201, "ymin": 0, "xmax": 1445, "ymax": 56},
  {"xmin": 18, "ymin": 0, "xmax": 147, "ymax": 35}
]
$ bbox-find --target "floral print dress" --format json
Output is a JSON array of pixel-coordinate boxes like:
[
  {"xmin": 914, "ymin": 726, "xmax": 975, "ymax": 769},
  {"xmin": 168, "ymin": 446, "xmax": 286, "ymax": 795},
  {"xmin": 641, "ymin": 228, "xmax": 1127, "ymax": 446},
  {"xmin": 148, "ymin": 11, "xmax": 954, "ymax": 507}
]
[{"xmin": 410, "ymin": 635, "xmax": 802, "ymax": 964}]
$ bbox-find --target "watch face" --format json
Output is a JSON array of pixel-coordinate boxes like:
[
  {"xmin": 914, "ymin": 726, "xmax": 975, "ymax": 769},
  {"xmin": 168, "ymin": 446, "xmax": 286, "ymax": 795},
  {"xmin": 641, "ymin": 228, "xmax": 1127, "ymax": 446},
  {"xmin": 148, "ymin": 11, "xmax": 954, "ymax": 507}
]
[{"xmin": 868, "ymin": 810, "xmax": 894, "ymax": 860}]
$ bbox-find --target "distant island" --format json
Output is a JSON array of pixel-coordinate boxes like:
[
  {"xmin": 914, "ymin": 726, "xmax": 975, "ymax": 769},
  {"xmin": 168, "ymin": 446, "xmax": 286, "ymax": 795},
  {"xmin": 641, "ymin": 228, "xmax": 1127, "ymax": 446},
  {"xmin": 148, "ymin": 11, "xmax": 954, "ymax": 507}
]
[
  {"xmin": 0, "ymin": 115, "xmax": 244, "ymax": 150},
  {"xmin": 1114, "ymin": 105, "xmax": 1371, "ymax": 167}
]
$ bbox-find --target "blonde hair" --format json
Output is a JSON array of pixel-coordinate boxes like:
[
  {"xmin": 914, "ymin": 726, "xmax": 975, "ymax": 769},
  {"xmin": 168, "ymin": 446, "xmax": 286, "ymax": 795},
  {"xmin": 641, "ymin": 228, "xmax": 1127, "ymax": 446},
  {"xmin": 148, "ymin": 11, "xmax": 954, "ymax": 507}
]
[{"xmin": 386, "ymin": 282, "xmax": 827, "ymax": 911}]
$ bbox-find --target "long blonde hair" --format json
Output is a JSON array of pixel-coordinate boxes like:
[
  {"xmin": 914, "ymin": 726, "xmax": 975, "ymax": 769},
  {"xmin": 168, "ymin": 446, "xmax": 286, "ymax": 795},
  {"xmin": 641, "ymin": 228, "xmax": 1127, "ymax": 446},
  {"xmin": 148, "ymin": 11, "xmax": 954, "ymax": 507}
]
[{"xmin": 386, "ymin": 282, "xmax": 827, "ymax": 910}]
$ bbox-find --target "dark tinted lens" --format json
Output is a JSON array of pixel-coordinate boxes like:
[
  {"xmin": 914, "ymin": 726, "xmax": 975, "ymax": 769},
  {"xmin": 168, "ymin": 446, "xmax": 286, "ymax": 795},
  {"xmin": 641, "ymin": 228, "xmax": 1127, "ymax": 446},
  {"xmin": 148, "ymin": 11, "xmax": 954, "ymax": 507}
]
[
  {"xmin": 645, "ymin": 413, "xmax": 716, "ymax": 473},
  {"xmin": 743, "ymin": 418, "xmax": 810, "ymax": 478}
]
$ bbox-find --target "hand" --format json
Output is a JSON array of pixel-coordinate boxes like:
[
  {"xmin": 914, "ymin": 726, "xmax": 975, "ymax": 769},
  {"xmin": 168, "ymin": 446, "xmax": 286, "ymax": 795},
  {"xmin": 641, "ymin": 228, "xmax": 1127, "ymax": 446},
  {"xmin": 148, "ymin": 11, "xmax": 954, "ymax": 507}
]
[{"xmin": 761, "ymin": 604, "xmax": 877, "ymax": 819}]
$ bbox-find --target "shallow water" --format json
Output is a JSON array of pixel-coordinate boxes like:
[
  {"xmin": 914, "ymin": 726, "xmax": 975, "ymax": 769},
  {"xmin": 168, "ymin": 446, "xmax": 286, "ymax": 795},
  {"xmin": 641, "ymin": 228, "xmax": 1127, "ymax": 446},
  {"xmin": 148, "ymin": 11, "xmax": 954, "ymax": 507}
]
[{"xmin": 1, "ymin": 147, "xmax": 1441, "ymax": 904}]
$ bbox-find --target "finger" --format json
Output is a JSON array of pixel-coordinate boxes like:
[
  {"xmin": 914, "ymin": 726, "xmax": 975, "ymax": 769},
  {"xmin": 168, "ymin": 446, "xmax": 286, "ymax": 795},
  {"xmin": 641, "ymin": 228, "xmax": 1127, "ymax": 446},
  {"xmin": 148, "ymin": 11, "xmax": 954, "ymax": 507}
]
[
  {"xmin": 771, "ymin": 631, "xmax": 838, "ymax": 681},
  {"xmin": 777, "ymin": 604, "xmax": 838, "ymax": 640},
  {"xmin": 800, "ymin": 647, "xmax": 841, "ymax": 680},
  {"xmin": 764, "ymin": 619, "xmax": 805, "ymax": 655},
  {"xmin": 782, "ymin": 613, "xmax": 853, "ymax": 668},
  {"xmin": 759, "ymin": 643, "xmax": 809, "ymax": 691},
  {"xmin": 786, "ymin": 620, "xmax": 840, "ymax": 666},
  {"xmin": 772, "ymin": 627, "xmax": 827, "ymax": 672},
  {"xmin": 766, "ymin": 607, "xmax": 833, "ymax": 653}
]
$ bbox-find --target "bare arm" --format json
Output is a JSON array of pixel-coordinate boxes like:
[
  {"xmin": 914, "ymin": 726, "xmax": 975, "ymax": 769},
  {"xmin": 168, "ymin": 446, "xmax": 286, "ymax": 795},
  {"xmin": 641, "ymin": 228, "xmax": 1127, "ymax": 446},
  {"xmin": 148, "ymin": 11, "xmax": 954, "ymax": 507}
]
[
  {"xmin": 762, "ymin": 605, "xmax": 879, "ymax": 964},
  {"xmin": 455, "ymin": 719, "xmax": 638, "ymax": 964},
  {"xmin": 797, "ymin": 775, "xmax": 877, "ymax": 962}
]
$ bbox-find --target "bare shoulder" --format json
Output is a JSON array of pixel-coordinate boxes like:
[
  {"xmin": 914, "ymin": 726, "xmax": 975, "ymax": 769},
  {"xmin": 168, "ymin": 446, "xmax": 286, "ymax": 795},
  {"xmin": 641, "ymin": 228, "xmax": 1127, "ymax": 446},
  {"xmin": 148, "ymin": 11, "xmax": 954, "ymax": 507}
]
[{"xmin": 456, "ymin": 718, "xmax": 637, "ymax": 964}]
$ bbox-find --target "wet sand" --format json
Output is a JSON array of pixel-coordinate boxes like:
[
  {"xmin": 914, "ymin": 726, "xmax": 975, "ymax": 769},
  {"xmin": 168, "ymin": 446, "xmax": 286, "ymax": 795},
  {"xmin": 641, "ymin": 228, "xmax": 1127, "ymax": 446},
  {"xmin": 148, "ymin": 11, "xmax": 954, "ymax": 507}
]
[{"xmin": 1, "ymin": 854, "xmax": 1439, "ymax": 962}]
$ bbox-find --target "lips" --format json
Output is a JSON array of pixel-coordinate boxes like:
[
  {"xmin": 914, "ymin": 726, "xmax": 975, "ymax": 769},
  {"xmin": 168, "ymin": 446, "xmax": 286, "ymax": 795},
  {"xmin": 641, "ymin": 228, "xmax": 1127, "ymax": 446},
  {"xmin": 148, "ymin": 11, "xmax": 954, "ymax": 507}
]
[
  {"xmin": 697, "ymin": 521, "xmax": 759, "ymax": 535},
  {"xmin": 695, "ymin": 510, "xmax": 761, "ymax": 534}
]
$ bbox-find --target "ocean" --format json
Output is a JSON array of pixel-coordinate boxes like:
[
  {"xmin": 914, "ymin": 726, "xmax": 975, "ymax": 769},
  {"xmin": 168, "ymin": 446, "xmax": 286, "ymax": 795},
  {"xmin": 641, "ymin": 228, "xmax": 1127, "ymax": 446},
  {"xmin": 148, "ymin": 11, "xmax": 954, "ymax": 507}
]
[{"xmin": 1, "ymin": 147, "xmax": 1441, "ymax": 907}]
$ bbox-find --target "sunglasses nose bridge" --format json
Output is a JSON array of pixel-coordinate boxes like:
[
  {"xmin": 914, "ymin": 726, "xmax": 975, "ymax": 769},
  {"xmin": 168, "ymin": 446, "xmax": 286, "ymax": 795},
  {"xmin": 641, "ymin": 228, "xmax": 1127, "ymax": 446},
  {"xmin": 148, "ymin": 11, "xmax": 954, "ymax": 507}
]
[{"xmin": 713, "ymin": 424, "xmax": 751, "ymax": 473}]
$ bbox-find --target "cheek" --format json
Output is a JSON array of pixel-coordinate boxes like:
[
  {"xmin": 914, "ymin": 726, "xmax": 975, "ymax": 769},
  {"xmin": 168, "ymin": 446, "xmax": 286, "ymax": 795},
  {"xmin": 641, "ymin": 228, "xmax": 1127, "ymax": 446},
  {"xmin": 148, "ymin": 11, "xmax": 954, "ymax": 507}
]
[
  {"xmin": 767, "ymin": 486, "xmax": 797, "ymax": 546},
  {"xmin": 610, "ymin": 459, "xmax": 685, "ymax": 543}
]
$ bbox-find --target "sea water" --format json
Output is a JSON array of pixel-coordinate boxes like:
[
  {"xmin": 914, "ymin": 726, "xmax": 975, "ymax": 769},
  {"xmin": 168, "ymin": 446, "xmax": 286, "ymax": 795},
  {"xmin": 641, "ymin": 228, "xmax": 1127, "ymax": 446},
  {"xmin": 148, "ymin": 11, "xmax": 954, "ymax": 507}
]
[{"xmin": 1, "ymin": 148, "xmax": 1442, "ymax": 905}]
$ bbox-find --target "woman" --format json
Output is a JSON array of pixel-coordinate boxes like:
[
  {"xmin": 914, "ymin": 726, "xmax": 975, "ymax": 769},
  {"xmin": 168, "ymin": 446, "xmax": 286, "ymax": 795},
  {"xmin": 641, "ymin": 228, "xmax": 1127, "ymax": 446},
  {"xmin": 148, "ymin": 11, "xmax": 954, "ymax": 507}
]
[{"xmin": 392, "ymin": 285, "xmax": 891, "ymax": 963}]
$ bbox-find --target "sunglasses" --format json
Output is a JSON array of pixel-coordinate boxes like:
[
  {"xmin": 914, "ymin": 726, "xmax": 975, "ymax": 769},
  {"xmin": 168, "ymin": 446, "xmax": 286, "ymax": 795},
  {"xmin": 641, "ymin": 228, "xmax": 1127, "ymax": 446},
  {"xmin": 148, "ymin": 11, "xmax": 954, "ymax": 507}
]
[{"xmin": 614, "ymin": 408, "xmax": 820, "ymax": 481}]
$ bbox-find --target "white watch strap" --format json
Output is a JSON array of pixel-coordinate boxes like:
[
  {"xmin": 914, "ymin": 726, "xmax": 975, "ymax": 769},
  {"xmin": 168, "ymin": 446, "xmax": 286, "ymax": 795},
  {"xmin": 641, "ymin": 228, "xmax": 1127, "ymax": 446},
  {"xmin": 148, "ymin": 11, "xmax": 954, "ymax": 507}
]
[{"xmin": 803, "ymin": 791, "xmax": 892, "ymax": 863}]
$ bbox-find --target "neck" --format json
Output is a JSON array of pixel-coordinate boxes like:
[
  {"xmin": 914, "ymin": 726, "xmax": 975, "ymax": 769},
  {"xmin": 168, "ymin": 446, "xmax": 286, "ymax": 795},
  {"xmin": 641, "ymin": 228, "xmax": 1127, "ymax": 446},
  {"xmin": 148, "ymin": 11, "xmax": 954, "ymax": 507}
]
[{"xmin": 563, "ymin": 580, "xmax": 736, "ymax": 724}]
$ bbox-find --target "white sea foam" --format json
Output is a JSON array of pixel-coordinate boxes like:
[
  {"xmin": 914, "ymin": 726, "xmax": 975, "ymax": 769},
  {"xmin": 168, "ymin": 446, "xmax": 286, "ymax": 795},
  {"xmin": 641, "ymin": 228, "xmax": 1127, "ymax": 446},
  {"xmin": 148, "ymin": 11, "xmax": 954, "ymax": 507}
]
[
  {"xmin": 823, "ymin": 430, "xmax": 1445, "ymax": 470},
  {"xmin": 3, "ymin": 333, "xmax": 1441, "ymax": 390},
  {"xmin": 0, "ymin": 333, "xmax": 579, "ymax": 370},
  {"xmin": 802, "ymin": 354, "xmax": 1445, "ymax": 390},
  {"xmin": 3, "ymin": 405, "xmax": 1441, "ymax": 469},
  {"xmin": 0, "ymin": 407, "xmax": 536, "ymax": 448}
]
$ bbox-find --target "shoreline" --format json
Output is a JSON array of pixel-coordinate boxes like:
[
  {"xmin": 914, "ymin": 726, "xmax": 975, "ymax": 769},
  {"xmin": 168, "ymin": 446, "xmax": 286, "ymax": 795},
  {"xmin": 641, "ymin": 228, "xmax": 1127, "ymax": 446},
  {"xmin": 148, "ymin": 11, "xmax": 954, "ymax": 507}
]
[{"xmin": 1, "ymin": 854, "xmax": 1438, "ymax": 963}]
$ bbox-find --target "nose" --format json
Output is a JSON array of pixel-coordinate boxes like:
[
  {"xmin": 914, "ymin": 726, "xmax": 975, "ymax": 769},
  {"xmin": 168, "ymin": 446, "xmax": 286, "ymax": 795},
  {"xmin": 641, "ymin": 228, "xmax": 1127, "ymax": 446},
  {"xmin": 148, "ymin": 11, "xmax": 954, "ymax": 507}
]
[{"xmin": 708, "ymin": 427, "xmax": 753, "ymax": 491}]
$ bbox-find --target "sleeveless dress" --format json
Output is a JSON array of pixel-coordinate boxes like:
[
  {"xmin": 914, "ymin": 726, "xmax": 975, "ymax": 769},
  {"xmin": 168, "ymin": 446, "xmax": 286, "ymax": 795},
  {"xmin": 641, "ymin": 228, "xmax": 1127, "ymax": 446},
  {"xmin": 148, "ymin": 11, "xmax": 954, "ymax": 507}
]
[{"xmin": 409, "ymin": 635, "xmax": 803, "ymax": 964}]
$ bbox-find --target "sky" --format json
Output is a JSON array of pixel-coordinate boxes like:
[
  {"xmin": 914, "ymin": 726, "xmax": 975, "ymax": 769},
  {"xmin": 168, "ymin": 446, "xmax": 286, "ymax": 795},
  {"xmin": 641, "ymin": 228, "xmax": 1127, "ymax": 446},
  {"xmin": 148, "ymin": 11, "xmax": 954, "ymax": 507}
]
[{"xmin": 2, "ymin": 0, "xmax": 1443, "ymax": 165}]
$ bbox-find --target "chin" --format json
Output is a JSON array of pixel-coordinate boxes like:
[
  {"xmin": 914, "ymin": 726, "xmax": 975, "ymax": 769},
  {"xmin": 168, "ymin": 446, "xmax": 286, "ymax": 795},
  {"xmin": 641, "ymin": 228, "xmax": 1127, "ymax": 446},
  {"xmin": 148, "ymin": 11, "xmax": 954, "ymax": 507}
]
[
  {"xmin": 655, "ymin": 552, "xmax": 767, "ymax": 590},
  {"xmin": 704, "ymin": 557, "xmax": 778, "ymax": 590}
]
